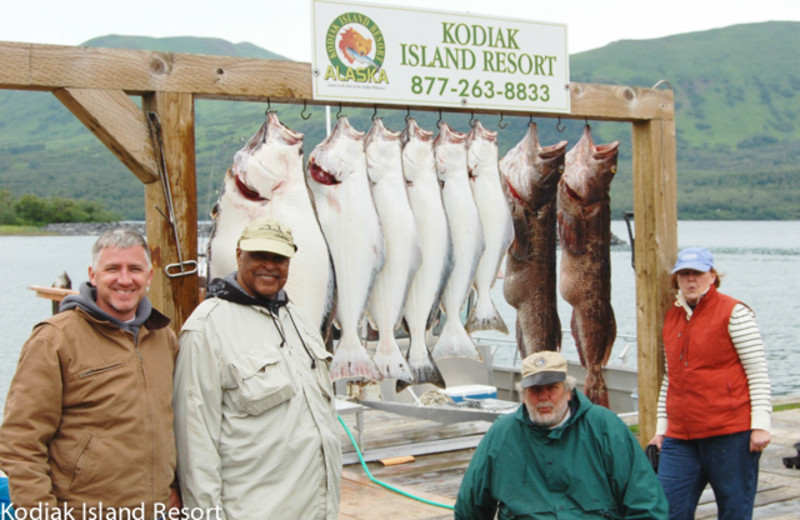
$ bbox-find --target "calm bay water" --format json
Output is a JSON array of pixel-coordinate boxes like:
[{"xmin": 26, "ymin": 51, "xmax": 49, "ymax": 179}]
[{"xmin": 1, "ymin": 221, "xmax": 798, "ymax": 410}]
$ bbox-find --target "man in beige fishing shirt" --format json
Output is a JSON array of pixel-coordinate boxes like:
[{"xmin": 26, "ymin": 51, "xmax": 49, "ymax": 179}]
[
  {"xmin": 173, "ymin": 217, "xmax": 341, "ymax": 520},
  {"xmin": 0, "ymin": 229, "xmax": 180, "ymax": 520}
]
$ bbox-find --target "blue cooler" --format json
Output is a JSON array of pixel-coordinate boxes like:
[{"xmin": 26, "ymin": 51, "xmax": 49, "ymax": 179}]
[{"xmin": 444, "ymin": 384, "xmax": 498, "ymax": 403}]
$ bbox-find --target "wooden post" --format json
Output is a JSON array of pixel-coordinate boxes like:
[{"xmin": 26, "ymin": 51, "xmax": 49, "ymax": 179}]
[
  {"xmin": 142, "ymin": 91, "xmax": 199, "ymax": 332},
  {"xmin": 631, "ymin": 117, "xmax": 678, "ymax": 445}
]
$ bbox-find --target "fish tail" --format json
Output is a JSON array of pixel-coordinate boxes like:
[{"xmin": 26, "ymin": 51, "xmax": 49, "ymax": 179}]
[
  {"xmin": 330, "ymin": 339, "xmax": 382, "ymax": 382},
  {"xmin": 583, "ymin": 367, "xmax": 610, "ymax": 408},
  {"xmin": 431, "ymin": 319, "xmax": 482, "ymax": 361},
  {"xmin": 402, "ymin": 347, "xmax": 446, "ymax": 390},
  {"xmin": 465, "ymin": 294, "xmax": 509, "ymax": 334},
  {"xmin": 372, "ymin": 337, "xmax": 414, "ymax": 384}
]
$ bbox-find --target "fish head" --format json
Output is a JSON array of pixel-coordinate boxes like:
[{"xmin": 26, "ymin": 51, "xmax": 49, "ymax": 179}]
[
  {"xmin": 561, "ymin": 125, "xmax": 619, "ymax": 206},
  {"xmin": 228, "ymin": 113, "xmax": 305, "ymax": 204},
  {"xmin": 433, "ymin": 122, "xmax": 468, "ymax": 183},
  {"xmin": 466, "ymin": 121, "xmax": 498, "ymax": 180},
  {"xmin": 400, "ymin": 119, "xmax": 435, "ymax": 187},
  {"xmin": 500, "ymin": 123, "xmax": 567, "ymax": 212},
  {"xmin": 365, "ymin": 117, "xmax": 402, "ymax": 184},
  {"xmin": 307, "ymin": 116, "xmax": 366, "ymax": 187}
]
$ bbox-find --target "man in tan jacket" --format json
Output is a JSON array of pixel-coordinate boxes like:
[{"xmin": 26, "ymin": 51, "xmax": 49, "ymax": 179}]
[{"xmin": 0, "ymin": 229, "xmax": 181, "ymax": 520}]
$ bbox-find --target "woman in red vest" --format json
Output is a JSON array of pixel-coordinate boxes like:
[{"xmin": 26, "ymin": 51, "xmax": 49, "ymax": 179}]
[{"xmin": 648, "ymin": 247, "xmax": 772, "ymax": 520}]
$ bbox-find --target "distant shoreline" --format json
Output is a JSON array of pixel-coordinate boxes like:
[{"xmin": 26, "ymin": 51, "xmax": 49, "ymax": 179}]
[
  {"xmin": 6, "ymin": 222, "xmax": 628, "ymax": 244},
  {"xmin": 39, "ymin": 222, "xmax": 215, "ymax": 237}
]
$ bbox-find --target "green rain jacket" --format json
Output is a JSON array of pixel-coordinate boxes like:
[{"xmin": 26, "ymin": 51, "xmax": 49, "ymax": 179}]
[{"xmin": 455, "ymin": 390, "xmax": 667, "ymax": 520}]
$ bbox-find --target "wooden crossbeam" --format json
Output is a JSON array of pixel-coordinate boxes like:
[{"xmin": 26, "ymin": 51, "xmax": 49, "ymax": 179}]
[{"xmin": 1, "ymin": 41, "xmax": 673, "ymax": 122}]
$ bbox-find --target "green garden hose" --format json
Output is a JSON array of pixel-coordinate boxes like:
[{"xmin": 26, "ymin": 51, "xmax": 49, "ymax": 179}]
[{"xmin": 337, "ymin": 414, "xmax": 456, "ymax": 511}]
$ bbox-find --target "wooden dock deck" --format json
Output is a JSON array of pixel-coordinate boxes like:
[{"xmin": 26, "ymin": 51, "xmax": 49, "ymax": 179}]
[{"xmin": 337, "ymin": 398, "xmax": 800, "ymax": 519}]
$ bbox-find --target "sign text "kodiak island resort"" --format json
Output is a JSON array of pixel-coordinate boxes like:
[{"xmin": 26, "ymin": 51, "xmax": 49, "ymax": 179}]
[{"xmin": 311, "ymin": 0, "xmax": 570, "ymax": 113}]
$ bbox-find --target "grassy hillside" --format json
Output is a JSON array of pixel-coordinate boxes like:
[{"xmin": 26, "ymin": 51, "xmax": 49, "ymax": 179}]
[{"xmin": 1, "ymin": 25, "xmax": 798, "ymax": 220}]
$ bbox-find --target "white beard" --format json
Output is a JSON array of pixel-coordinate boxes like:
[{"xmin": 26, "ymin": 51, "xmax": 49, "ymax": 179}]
[{"xmin": 527, "ymin": 396, "xmax": 570, "ymax": 427}]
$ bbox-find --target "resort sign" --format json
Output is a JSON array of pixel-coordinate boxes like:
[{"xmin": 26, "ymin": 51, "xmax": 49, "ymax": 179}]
[{"xmin": 311, "ymin": 0, "xmax": 570, "ymax": 113}]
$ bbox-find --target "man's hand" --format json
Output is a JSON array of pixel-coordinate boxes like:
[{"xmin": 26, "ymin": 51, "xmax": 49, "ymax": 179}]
[{"xmin": 169, "ymin": 485, "xmax": 182, "ymax": 510}]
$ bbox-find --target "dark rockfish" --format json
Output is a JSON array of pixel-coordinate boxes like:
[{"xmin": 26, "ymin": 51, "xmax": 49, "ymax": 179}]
[
  {"xmin": 557, "ymin": 125, "xmax": 619, "ymax": 408},
  {"xmin": 500, "ymin": 123, "xmax": 568, "ymax": 360}
]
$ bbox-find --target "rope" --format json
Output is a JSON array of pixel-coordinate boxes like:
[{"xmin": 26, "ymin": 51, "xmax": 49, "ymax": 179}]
[{"xmin": 337, "ymin": 414, "xmax": 456, "ymax": 511}]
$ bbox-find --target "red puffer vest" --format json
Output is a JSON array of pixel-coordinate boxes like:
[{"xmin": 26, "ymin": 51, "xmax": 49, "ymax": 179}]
[{"xmin": 662, "ymin": 284, "xmax": 751, "ymax": 439}]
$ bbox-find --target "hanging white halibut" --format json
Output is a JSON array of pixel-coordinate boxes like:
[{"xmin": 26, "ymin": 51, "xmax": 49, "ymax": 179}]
[
  {"xmin": 364, "ymin": 118, "xmax": 421, "ymax": 384},
  {"xmin": 307, "ymin": 116, "xmax": 383, "ymax": 381},
  {"xmin": 399, "ymin": 118, "xmax": 451, "ymax": 388},
  {"xmin": 465, "ymin": 121, "xmax": 514, "ymax": 334},
  {"xmin": 431, "ymin": 122, "xmax": 485, "ymax": 361},
  {"xmin": 207, "ymin": 112, "xmax": 333, "ymax": 331}
]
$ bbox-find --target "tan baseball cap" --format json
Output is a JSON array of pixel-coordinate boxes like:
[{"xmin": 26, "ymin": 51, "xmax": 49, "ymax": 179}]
[
  {"xmin": 237, "ymin": 217, "xmax": 297, "ymax": 258},
  {"xmin": 521, "ymin": 351, "xmax": 567, "ymax": 388}
]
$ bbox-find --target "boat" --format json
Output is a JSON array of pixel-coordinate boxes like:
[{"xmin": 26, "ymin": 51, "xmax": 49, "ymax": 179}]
[{"xmin": 343, "ymin": 337, "xmax": 641, "ymax": 428}]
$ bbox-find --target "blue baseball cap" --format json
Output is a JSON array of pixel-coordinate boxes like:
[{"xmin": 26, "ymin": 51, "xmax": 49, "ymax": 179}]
[{"xmin": 671, "ymin": 247, "xmax": 714, "ymax": 274}]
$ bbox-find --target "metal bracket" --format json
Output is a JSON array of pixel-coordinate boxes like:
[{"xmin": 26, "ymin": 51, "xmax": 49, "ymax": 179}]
[
  {"xmin": 147, "ymin": 111, "xmax": 198, "ymax": 278},
  {"xmin": 622, "ymin": 211, "xmax": 635, "ymax": 269}
]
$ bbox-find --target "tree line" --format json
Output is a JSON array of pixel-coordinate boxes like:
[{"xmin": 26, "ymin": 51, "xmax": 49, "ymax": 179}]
[{"xmin": 0, "ymin": 189, "xmax": 121, "ymax": 226}]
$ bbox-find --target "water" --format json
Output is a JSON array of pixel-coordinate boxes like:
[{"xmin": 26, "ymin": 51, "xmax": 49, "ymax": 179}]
[{"xmin": 1, "ymin": 221, "xmax": 798, "ymax": 407}]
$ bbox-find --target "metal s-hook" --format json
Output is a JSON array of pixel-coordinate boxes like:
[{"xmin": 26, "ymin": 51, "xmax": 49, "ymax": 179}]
[
  {"xmin": 405, "ymin": 107, "xmax": 412, "ymax": 122},
  {"xmin": 652, "ymin": 79, "xmax": 673, "ymax": 90},
  {"xmin": 556, "ymin": 116, "xmax": 566, "ymax": 133},
  {"xmin": 372, "ymin": 105, "xmax": 379, "ymax": 121},
  {"xmin": 469, "ymin": 112, "xmax": 476, "ymax": 127},
  {"xmin": 336, "ymin": 103, "xmax": 344, "ymax": 119},
  {"xmin": 498, "ymin": 113, "xmax": 508, "ymax": 129},
  {"xmin": 436, "ymin": 109, "xmax": 443, "ymax": 128},
  {"xmin": 300, "ymin": 100, "xmax": 312, "ymax": 120}
]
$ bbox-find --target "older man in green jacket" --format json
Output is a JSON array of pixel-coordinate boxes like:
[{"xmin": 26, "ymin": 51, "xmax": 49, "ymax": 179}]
[{"xmin": 455, "ymin": 351, "xmax": 667, "ymax": 519}]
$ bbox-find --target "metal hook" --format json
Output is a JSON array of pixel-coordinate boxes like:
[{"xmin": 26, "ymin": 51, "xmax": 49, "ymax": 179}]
[
  {"xmin": 498, "ymin": 113, "xmax": 508, "ymax": 130},
  {"xmin": 556, "ymin": 117, "xmax": 566, "ymax": 133},
  {"xmin": 437, "ymin": 109, "xmax": 443, "ymax": 128},
  {"xmin": 336, "ymin": 103, "xmax": 344, "ymax": 119},
  {"xmin": 265, "ymin": 98, "xmax": 272, "ymax": 114},
  {"xmin": 652, "ymin": 79, "xmax": 673, "ymax": 90},
  {"xmin": 300, "ymin": 100, "xmax": 312, "ymax": 120},
  {"xmin": 623, "ymin": 211, "xmax": 635, "ymax": 269},
  {"xmin": 372, "ymin": 105, "xmax": 379, "ymax": 121},
  {"xmin": 145, "ymin": 111, "xmax": 198, "ymax": 279},
  {"xmin": 469, "ymin": 112, "xmax": 476, "ymax": 127},
  {"xmin": 528, "ymin": 114, "xmax": 534, "ymax": 126},
  {"xmin": 405, "ymin": 108, "xmax": 412, "ymax": 122}
]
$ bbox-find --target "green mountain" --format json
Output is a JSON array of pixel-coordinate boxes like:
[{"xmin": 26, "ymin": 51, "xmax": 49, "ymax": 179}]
[{"xmin": 1, "ymin": 25, "xmax": 799, "ymax": 220}]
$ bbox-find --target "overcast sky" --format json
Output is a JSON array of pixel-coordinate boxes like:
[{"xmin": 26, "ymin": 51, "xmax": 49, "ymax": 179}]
[{"xmin": 2, "ymin": 0, "xmax": 798, "ymax": 60}]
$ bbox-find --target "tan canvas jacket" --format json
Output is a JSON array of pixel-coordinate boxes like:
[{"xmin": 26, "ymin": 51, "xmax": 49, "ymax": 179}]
[{"xmin": 0, "ymin": 306, "xmax": 179, "ymax": 519}]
